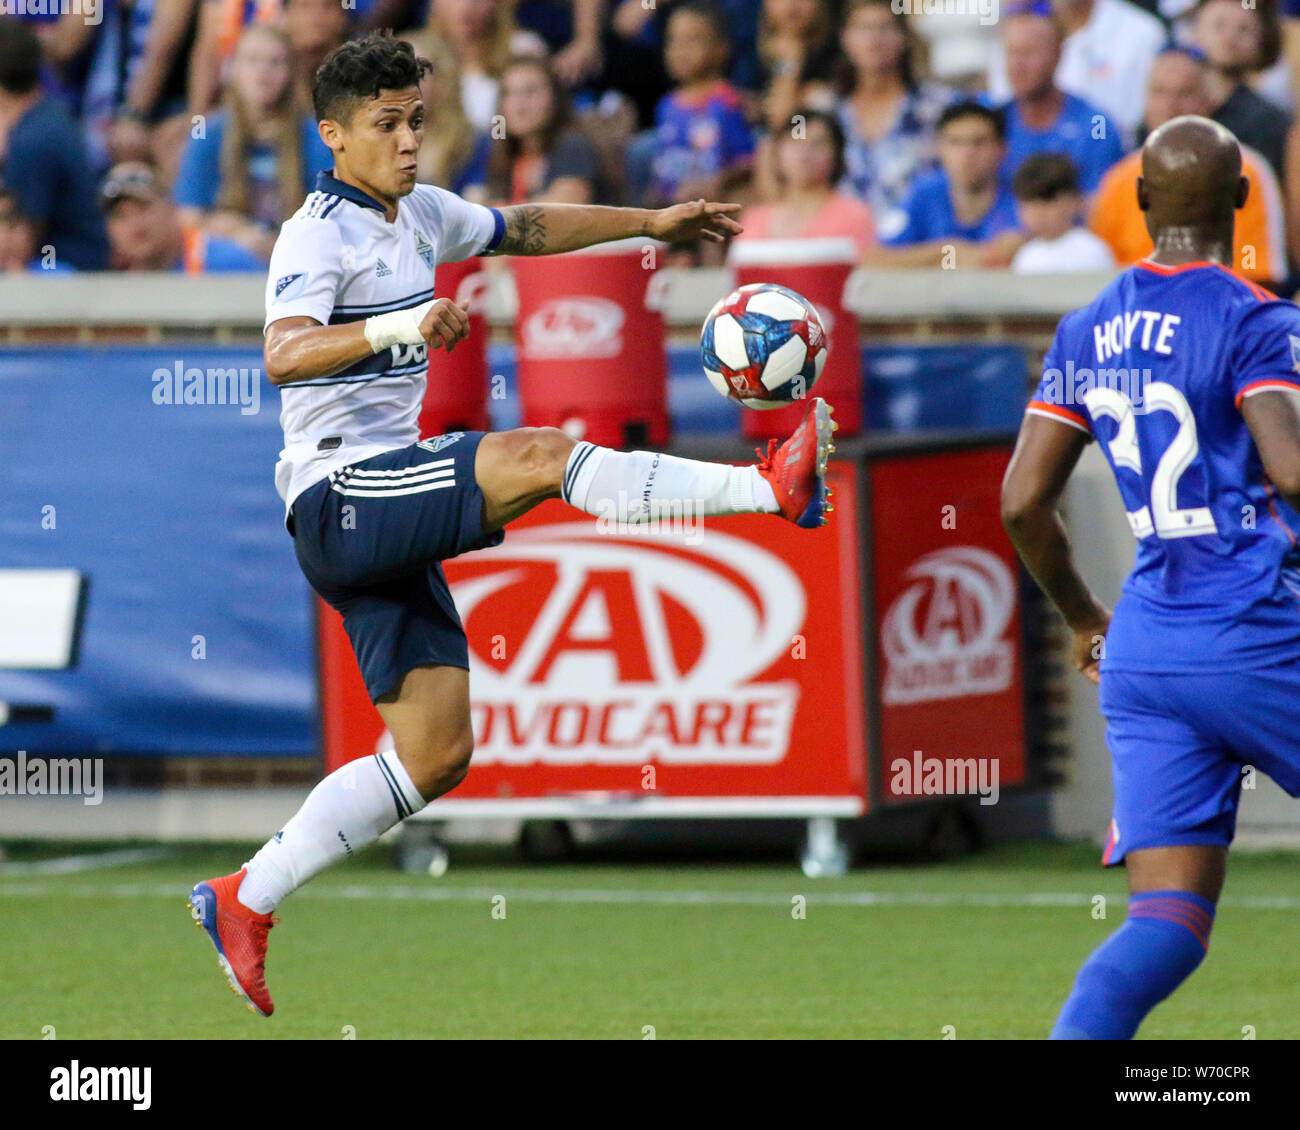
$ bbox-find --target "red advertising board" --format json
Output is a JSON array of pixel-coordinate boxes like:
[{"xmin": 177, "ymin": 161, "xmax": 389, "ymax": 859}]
[
  {"xmin": 868, "ymin": 446, "xmax": 1026, "ymax": 802},
  {"xmin": 319, "ymin": 461, "xmax": 867, "ymax": 812}
]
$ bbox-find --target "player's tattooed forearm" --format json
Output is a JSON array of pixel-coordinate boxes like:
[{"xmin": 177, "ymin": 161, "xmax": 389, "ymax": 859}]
[{"xmin": 498, "ymin": 205, "xmax": 548, "ymax": 255}]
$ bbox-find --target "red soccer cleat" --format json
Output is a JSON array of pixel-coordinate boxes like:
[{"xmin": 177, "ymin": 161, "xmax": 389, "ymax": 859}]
[
  {"xmin": 755, "ymin": 397, "xmax": 837, "ymax": 528},
  {"xmin": 187, "ymin": 869, "xmax": 277, "ymax": 1017}
]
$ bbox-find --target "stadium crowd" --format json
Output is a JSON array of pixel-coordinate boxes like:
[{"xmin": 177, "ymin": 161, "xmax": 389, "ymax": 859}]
[{"xmin": 0, "ymin": 0, "xmax": 1297, "ymax": 290}]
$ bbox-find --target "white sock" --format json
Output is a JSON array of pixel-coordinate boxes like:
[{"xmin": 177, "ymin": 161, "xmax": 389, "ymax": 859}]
[
  {"xmin": 237, "ymin": 751, "xmax": 425, "ymax": 914},
  {"xmin": 561, "ymin": 442, "xmax": 779, "ymax": 521}
]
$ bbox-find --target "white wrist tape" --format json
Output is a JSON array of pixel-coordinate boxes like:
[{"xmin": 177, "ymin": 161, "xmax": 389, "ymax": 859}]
[{"xmin": 363, "ymin": 299, "xmax": 436, "ymax": 353}]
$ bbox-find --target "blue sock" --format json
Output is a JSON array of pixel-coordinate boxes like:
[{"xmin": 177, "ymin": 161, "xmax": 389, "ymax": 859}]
[{"xmin": 1050, "ymin": 889, "xmax": 1216, "ymax": 1039}]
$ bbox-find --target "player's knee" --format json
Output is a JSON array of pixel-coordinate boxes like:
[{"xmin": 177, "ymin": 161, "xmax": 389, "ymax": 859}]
[
  {"xmin": 505, "ymin": 427, "xmax": 575, "ymax": 494},
  {"xmin": 401, "ymin": 729, "xmax": 474, "ymax": 801}
]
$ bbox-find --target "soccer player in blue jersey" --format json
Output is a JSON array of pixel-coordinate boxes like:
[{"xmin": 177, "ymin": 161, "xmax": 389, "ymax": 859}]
[
  {"xmin": 1002, "ymin": 115, "xmax": 1300, "ymax": 1039},
  {"xmin": 186, "ymin": 33, "xmax": 836, "ymax": 1017}
]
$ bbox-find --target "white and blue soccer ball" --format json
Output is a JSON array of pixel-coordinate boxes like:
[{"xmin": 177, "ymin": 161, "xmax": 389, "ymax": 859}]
[{"xmin": 700, "ymin": 283, "xmax": 828, "ymax": 410}]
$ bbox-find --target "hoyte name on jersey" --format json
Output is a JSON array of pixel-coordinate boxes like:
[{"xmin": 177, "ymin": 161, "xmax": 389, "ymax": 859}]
[{"xmin": 1093, "ymin": 308, "xmax": 1182, "ymax": 364}]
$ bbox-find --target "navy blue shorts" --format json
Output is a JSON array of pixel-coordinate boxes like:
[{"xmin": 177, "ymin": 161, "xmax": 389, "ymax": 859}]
[
  {"xmin": 291, "ymin": 432, "xmax": 503, "ymax": 702},
  {"xmin": 1099, "ymin": 661, "xmax": 1300, "ymax": 865}
]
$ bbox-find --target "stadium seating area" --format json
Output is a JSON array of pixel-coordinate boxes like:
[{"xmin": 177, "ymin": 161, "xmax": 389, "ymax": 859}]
[{"xmin": 1, "ymin": 0, "xmax": 1298, "ymax": 287}]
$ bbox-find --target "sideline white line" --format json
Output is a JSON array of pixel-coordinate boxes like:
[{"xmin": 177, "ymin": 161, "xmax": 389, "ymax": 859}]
[
  {"xmin": 1, "ymin": 880, "xmax": 1299, "ymax": 911},
  {"xmin": 0, "ymin": 847, "xmax": 176, "ymax": 877}
]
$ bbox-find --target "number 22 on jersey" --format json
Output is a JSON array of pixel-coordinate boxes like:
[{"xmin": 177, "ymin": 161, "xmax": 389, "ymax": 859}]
[{"xmin": 1084, "ymin": 381, "xmax": 1217, "ymax": 540}]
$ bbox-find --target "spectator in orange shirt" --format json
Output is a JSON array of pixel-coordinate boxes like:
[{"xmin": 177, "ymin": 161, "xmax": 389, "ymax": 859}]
[{"xmin": 1089, "ymin": 46, "xmax": 1286, "ymax": 286}]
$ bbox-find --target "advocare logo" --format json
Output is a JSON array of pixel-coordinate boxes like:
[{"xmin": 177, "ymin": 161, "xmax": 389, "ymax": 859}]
[
  {"xmin": 449, "ymin": 523, "xmax": 805, "ymax": 764},
  {"xmin": 881, "ymin": 546, "xmax": 1014, "ymax": 704},
  {"xmin": 521, "ymin": 297, "xmax": 625, "ymax": 360}
]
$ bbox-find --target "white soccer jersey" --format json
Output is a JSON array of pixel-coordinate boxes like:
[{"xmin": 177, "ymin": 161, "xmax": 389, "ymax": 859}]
[{"xmin": 264, "ymin": 172, "xmax": 504, "ymax": 509}]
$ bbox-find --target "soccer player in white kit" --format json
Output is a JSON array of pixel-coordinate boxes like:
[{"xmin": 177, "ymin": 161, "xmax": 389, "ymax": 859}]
[{"xmin": 187, "ymin": 32, "xmax": 836, "ymax": 1016}]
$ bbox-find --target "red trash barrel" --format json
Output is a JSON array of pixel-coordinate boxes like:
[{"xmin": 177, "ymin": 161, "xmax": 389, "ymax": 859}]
[
  {"xmin": 511, "ymin": 238, "xmax": 669, "ymax": 448},
  {"xmin": 728, "ymin": 237, "xmax": 863, "ymax": 439},
  {"xmin": 419, "ymin": 256, "xmax": 492, "ymax": 436}
]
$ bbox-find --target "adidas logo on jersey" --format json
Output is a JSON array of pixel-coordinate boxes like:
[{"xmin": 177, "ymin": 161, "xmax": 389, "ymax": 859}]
[{"xmin": 376, "ymin": 259, "xmax": 392, "ymax": 278}]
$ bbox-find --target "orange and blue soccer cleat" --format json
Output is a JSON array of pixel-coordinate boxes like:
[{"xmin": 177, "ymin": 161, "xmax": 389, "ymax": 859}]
[
  {"xmin": 187, "ymin": 869, "xmax": 277, "ymax": 1017},
  {"xmin": 755, "ymin": 397, "xmax": 837, "ymax": 528}
]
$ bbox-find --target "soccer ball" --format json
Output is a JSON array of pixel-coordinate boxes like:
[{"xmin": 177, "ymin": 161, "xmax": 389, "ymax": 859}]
[{"xmin": 700, "ymin": 283, "xmax": 828, "ymax": 410}]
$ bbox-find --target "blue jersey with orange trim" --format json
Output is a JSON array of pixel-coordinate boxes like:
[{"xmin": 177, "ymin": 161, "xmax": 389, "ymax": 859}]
[{"xmin": 1028, "ymin": 259, "xmax": 1300, "ymax": 672}]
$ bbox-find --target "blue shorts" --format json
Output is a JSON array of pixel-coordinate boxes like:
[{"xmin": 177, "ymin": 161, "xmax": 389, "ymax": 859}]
[
  {"xmin": 290, "ymin": 432, "xmax": 503, "ymax": 702},
  {"xmin": 1099, "ymin": 662, "xmax": 1300, "ymax": 865}
]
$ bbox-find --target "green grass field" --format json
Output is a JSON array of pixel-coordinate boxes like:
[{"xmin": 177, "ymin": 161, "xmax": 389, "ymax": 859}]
[{"xmin": 2, "ymin": 840, "xmax": 1297, "ymax": 1039}]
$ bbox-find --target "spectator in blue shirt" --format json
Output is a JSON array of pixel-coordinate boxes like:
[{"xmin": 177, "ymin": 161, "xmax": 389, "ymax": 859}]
[
  {"xmin": 648, "ymin": 2, "xmax": 755, "ymax": 206},
  {"xmin": 999, "ymin": 3, "xmax": 1125, "ymax": 195},
  {"xmin": 174, "ymin": 24, "xmax": 333, "ymax": 264},
  {"xmin": 104, "ymin": 162, "xmax": 264, "ymax": 273},
  {"xmin": 869, "ymin": 101, "xmax": 1025, "ymax": 268},
  {"xmin": 0, "ymin": 21, "xmax": 109, "ymax": 271}
]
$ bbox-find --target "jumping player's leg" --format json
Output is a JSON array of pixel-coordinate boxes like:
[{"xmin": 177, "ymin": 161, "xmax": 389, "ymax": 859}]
[
  {"xmin": 188, "ymin": 435, "xmax": 502, "ymax": 1015},
  {"xmin": 236, "ymin": 665, "xmax": 471, "ymax": 908},
  {"xmin": 189, "ymin": 664, "xmax": 473, "ymax": 1018},
  {"xmin": 1051, "ymin": 845, "xmax": 1224, "ymax": 1040},
  {"xmin": 373, "ymin": 664, "xmax": 475, "ymax": 799},
  {"xmin": 473, "ymin": 397, "xmax": 837, "ymax": 531},
  {"xmin": 473, "ymin": 425, "xmax": 779, "ymax": 526}
]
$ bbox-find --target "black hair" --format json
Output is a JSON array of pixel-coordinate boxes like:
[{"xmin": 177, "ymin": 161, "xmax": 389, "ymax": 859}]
[
  {"xmin": 937, "ymin": 100, "xmax": 1006, "ymax": 142},
  {"xmin": 671, "ymin": 1, "xmax": 731, "ymax": 44},
  {"xmin": 1011, "ymin": 152, "xmax": 1082, "ymax": 201},
  {"xmin": 312, "ymin": 31, "xmax": 432, "ymax": 124},
  {"xmin": 783, "ymin": 108, "xmax": 848, "ymax": 187},
  {"xmin": 0, "ymin": 20, "xmax": 41, "ymax": 96}
]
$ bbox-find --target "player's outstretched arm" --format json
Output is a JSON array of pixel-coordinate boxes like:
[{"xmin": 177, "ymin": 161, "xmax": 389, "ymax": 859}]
[
  {"xmin": 488, "ymin": 199, "xmax": 743, "ymax": 257},
  {"xmin": 1002, "ymin": 414, "xmax": 1112, "ymax": 683}
]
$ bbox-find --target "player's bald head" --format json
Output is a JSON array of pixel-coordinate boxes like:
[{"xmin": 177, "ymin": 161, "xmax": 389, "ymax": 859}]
[{"xmin": 1137, "ymin": 114, "xmax": 1247, "ymax": 230}]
